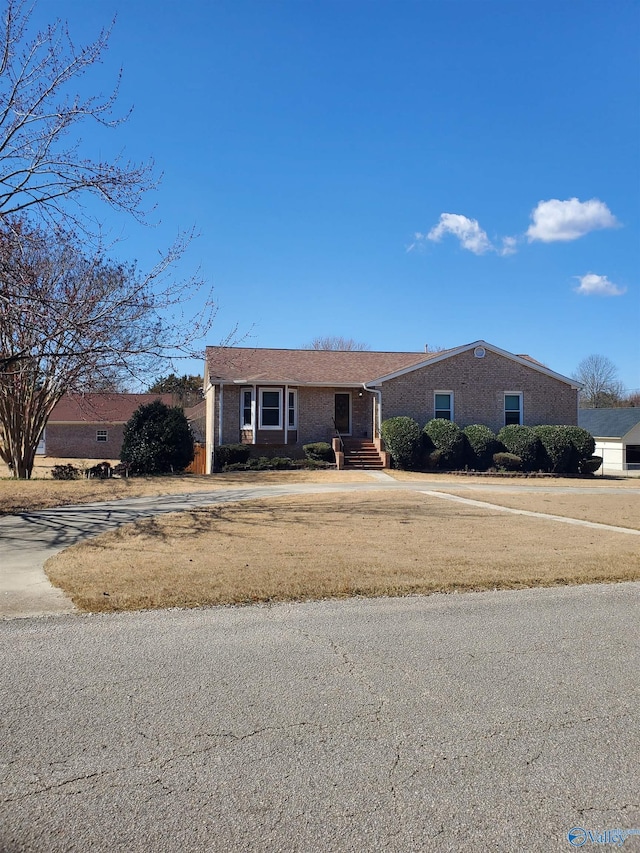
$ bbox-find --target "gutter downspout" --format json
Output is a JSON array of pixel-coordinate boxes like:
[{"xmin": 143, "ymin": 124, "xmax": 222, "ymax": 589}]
[
  {"xmin": 204, "ymin": 378, "xmax": 214, "ymax": 474},
  {"xmin": 218, "ymin": 383, "xmax": 224, "ymax": 451},
  {"xmin": 362, "ymin": 383, "xmax": 382, "ymax": 438}
]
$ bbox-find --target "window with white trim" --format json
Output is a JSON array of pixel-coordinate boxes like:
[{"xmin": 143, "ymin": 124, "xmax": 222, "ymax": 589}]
[
  {"xmin": 259, "ymin": 389, "xmax": 282, "ymax": 429},
  {"xmin": 434, "ymin": 392, "xmax": 453, "ymax": 420},
  {"xmin": 241, "ymin": 388, "xmax": 253, "ymax": 428},
  {"xmin": 96, "ymin": 429, "xmax": 108, "ymax": 442},
  {"xmin": 504, "ymin": 393, "xmax": 523, "ymax": 426},
  {"xmin": 287, "ymin": 390, "xmax": 297, "ymax": 428}
]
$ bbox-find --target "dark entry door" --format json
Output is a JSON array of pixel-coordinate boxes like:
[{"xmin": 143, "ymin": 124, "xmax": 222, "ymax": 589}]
[{"xmin": 334, "ymin": 393, "xmax": 351, "ymax": 434}]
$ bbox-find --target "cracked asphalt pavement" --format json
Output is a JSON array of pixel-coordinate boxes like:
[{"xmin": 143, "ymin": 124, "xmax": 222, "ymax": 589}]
[{"xmin": 1, "ymin": 584, "xmax": 639, "ymax": 852}]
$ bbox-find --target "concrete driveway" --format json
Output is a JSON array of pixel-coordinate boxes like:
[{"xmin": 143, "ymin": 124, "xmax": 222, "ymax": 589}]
[{"xmin": 0, "ymin": 482, "xmax": 393, "ymax": 618}]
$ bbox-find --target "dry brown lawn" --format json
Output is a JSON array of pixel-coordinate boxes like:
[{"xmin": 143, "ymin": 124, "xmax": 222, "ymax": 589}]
[
  {"xmin": 0, "ymin": 466, "xmax": 372, "ymax": 515},
  {"xmin": 442, "ymin": 489, "xmax": 640, "ymax": 530},
  {"xmin": 387, "ymin": 470, "xmax": 640, "ymax": 488},
  {"xmin": 45, "ymin": 490, "xmax": 640, "ymax": 613}
]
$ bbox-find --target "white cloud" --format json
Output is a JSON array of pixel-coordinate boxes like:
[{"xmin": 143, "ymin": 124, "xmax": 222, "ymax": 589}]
[
  {"xmin": 574, "ymin": 273, "xmax": 626, "ymax": 297},
  {"xmin": 527, "ymin": 198, "xmax": 618, "ymax": 243},
  {"xmin": 499, "ymin": 236, "xmax": 518, "ymax": 257},
  {"xmin": 427, "ymin": 213, "xmax": 493, "ymax": 255}
]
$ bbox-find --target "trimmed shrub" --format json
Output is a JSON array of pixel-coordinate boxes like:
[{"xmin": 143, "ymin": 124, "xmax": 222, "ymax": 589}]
[
  {"xmin": 497, "ymin": 425, "xmax": 542, "ymax": 472},
  {"xmin": 86, "ymin": 461, "xmax": 112, "ymax": 479},
  {"xmin": 121, "ymin": 400, "xmax": 194, "ymax": 475},
  {"xmin": 247, "ymin": 456, "xmax": 296, "ymax": 470},
  {"xmin": 215, "ymin": 443, "xmax": 251, "ymax": 469},
  {"xmin": 51, "ymin": 463, "xmax": 80, "ymax": 480},
  {"xmin": 563, "ymin": 426, "xmax": 596, "ymax": 465},
  {"xmin": 492, "ymin": 452, "xmax": 522, "ymax": 471},
  {"xmin": 423, "ymin": 419, "xmax": 465, "ymax": 469},
  {"xmin": 303, "ymin": 442, "xmax": 334, "ymax": 463},
  {"xmin": 579, "ymin": 456, "xmax": 603, "ymax": 475},
  {"xmin": 425, "ymin": 448, "xmax": 445, "ymax": 469},
  {"xmin": 381, "ymin": 417, "xmax": 421, "ymax": 469},
  {"xmin": 463, "ymin": 424, "xmax": 499, "ymax": 471},
  {"xmin": 533, "ymin": 425, "xmax": 574, "ymax": 474}
]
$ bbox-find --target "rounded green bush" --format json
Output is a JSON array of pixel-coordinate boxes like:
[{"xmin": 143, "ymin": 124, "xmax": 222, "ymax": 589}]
[
  {"xmin": 497, "ymin": 425, "xmax": 541, "ymax": 472},
  {"xmin": 533, "ymin": 425, "xmax": 574, "ymax": 473},
  {"xmin": 492, "ymin": 451, "xmax": 522, "ymax": 471},
  {"xmin": 423, "ymin": 419, "xmax": 465, "ymax": 469},
  {"xmin": 381, "ymin": 417, "xmax": 421, "ymax": 469},
  {"xmin": 215, "ymin": 443, "xmax": 251, "ymax": 469},
  {"xmin": 579, "ymin": 456, "xmax": 602, "ymax": 474},
  {"xmin": 463, "ymin": 424, "xmax": 499, "ymax": 471},
  {"xmin": 303, "ymin": 442, "xmax": 334, "ymax": 462},
  {"xmin": 563, "ymin": 426, "xmax": 596, "ymax": 461},
  {"xmin": 121, "ymin": 400, "xmax": 194, "ymax": 475}
]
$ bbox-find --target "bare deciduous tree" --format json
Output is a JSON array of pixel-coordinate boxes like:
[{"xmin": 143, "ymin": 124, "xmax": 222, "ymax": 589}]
[
  {"xmin": 305, "ymin": 336, "xmax": 370, "ymax": 351},
  {"xmin": 573, "ymin": 354, "xmax": 624, "ymax": 408},
  {"xmin": 0, "ymin": 217, "xmax": 218, "ymax": 478},
  {"xmin": 0, "ymin": 0, "xmax": 154, "ymax": 227}
]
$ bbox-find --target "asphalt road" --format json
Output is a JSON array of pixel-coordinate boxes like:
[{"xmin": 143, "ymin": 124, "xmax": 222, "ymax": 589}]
[{"xmin": 1, "ymin": 584, "xmax": 639, "ymax": 852}]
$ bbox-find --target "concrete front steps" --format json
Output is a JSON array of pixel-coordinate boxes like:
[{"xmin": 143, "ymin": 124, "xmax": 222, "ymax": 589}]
[{"xmin": 342, "ymin": 439, "xmax": 385, "ymax": 469}]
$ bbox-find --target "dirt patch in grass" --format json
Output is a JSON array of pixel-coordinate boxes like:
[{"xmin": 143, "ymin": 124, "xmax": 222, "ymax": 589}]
[
  {"xmin": 0, "ymin": 468, "xmax": 372, "ymax": 515},
  {"xmin": 441, "ymin": 489, "xmax": 640, "ymax": 530},
  {"xmin": 45, "ymin": 491, "xmax": 640, "ymax": 613}
]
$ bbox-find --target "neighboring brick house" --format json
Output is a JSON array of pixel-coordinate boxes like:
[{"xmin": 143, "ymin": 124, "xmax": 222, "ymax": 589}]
[
  {"xmin": 39, "ymin": 393, "xmax": 175, "ymax": 459},
  {"xmin": 204, "ymin": 340, "xmax": 580, "ymax": 472}
]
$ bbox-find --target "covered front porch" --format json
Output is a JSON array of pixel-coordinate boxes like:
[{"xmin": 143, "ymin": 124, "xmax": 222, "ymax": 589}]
[{"xmin": 205, "ymin": 381, "xmax": 388, "ymax": 471}]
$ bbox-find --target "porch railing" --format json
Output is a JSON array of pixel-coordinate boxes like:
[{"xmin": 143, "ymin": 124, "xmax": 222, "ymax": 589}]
[{"xmin": 331, "ymin": 418, "xmax": 345, "ymax": 455}]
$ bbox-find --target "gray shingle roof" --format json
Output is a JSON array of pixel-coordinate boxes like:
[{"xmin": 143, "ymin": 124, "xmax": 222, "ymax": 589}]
[{"xmin": 578, "ymin": 408, "xmax": 640, "ymax": 438}]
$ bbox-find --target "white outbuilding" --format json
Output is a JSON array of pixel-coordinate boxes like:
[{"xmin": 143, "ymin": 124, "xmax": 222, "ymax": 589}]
[{"xmin": 578, "ymin": 408, "xmax": 640, "ymax": 475}]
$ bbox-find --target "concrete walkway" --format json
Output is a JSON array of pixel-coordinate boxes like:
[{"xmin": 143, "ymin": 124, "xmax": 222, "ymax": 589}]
[{"xmin": 1, "ymin": 476, "xmax": 639, "ymax": 618}]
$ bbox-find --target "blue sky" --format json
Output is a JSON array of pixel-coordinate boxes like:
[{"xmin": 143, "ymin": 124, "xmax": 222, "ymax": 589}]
[{"xmin": 29, "ymin": 0, "xmax": 639, "ymax": 392}]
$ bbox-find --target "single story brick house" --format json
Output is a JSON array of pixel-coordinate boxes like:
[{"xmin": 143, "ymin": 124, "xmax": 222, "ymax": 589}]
[
  {"xmin": 38, "ymin": 393, "xmax": 175, "ymax": 459},
  {"xmin": 578, "ymin": 408, "xmax": 640, "ymax": 474},
  {"xmin": 204, "ymin": 340, "xmax": 580, "ymax": 472}
]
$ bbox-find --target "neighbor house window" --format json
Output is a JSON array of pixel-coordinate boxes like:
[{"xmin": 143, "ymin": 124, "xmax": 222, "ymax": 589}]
[
  {"xmin": 259, "ymin": 389, "xmax": 282, "ymax": 429},
  {"xmin": 504, "ymin": 393, "xmax": 523, "ymax": 426},
  {"xmin": 96, "ymin": 429, "xmax": 108, "ymax": 442},
  {"xmin": 434, "ymin": 392, "xmax": 453, "ymax": 420},
  {"xmin": 288, "ymin": 390, "xmax": 297, "ymax": 428},
  {"xmin": 626, "ymin": 445, "xmax": 640, "ymax": 465},
  {"xmin": 241, "ymin": 388, "xmax": 253, "ymax": 428}
]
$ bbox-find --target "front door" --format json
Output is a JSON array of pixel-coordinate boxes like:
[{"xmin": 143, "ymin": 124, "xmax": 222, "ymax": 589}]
[{"xmin": 334, "ymin": 393, "xmax": 351, "ymax": 434}]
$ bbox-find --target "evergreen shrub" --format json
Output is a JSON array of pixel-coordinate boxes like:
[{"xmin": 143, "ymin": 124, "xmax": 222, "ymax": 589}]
[
  {"xmin": 423, "ymin": 419, "xmax": 465, "ymax": 469},
  {"xmin": 380, "ymin": 417, "xmax": 421, "ymax": 469},
  {"xmin": 497, "ymin": 425, "xmax": 541, "ymax": 472},
  {"xmin": 303, "ymin": 442, "xmax": 334, "ymax": 462},
  {"xmin": 463, "ymin": 424, "xmax": 499, "ymax": 470},
  {"xmin": 121, "ymin": 400, "xmax": 194, "ymax": 475},
  {"xmin": 492, "ymin": 452, "xmax": 522, "ymax": 471},
  {"xmin": 533, "ymin": 425, "xmax": 574, "ymax": 474},
  {"xmin": 215, "ymin": 444, "xmax": 251, "ymax": 468}
]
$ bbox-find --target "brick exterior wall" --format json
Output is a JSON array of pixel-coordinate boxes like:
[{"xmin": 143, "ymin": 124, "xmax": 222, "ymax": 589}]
[
  {"xmin": 381, "ymin": 349, "xmax": 578, "ymax": 431},
  {"xmin": 208, "ymin": 350, "xmax": 577, "ymax": 463},
  {"xmin": 45, "ymin": 424, "xmax": 125, "ymax": 458}
]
